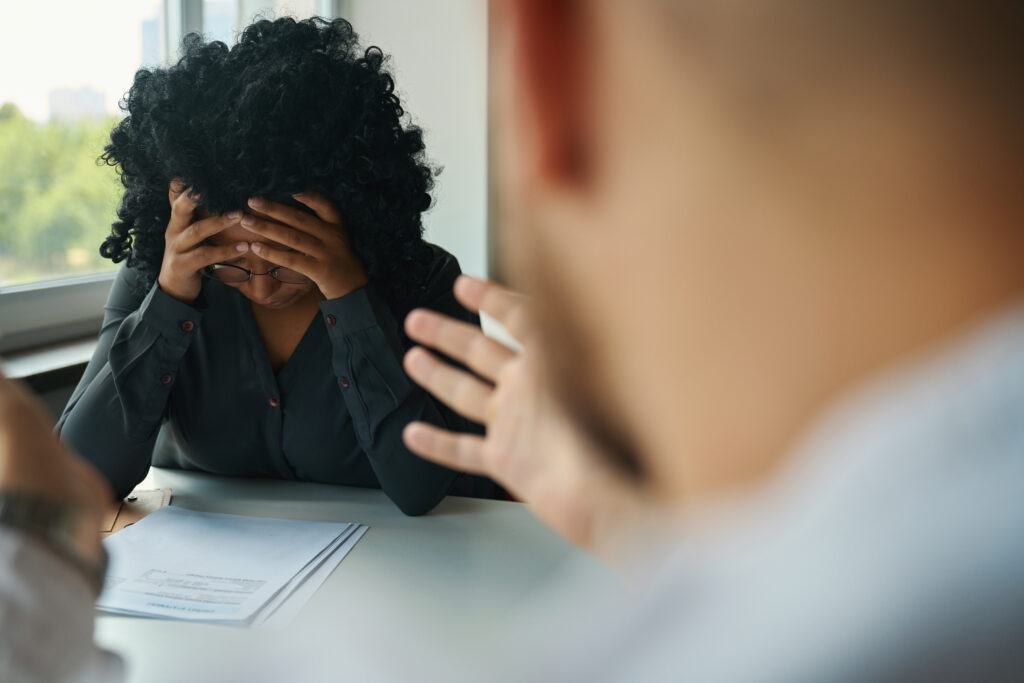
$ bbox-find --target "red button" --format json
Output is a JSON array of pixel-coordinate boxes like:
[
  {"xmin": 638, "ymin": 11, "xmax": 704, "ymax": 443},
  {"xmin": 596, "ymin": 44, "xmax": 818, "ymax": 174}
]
[
  {"xmin": 181, "ymin": 320, "xmax": 195, "ymax": 332},
  {"xmin": 268, "ymin": 396, "xmax": 280, "ymax": 407},
  {"xmin": 160, "ymin": 373, "xmax": 173, "ymax": 385},
  {"xmin": 326, "ymin": 314, "xmax": 337, "ymax": 326},
  {"xmin": 339, "ymin": 376, "xmax": 350, "ymax": 388}
]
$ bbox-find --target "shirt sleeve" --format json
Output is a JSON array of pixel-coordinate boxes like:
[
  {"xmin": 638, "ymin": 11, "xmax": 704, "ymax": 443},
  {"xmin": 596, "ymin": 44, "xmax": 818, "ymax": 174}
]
[
  {"xmin": 318, "ymin": 250, "xmax": 480, "ymax": 515},
  {"xmin": 0, "ymin": 529, "xmax": 123, "ymax": 683},
  {"xmin": 57, "ymin": 266, "xmax": 204, "ymax": 499}
]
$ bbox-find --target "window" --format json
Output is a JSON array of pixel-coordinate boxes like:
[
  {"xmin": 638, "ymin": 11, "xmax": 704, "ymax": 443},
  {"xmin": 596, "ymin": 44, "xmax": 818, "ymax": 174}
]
[
  {"xmin": 0, "ymin": 0, "xmax": 343, "ymax": 354},
  {"xmin": 0, "ymin": 1, "xmax": 164, "ymax": 353},
  {"xmin": 0, "ymin": 1, "xmax": 163, "ymax": 291},
  {"xmin": 202, "ymin": 1, "xmax": 348, "ymax": 46}
]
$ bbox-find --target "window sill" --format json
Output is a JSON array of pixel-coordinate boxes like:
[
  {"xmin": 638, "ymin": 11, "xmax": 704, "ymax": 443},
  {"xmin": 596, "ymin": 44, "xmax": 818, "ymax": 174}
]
[
  {"xmin": 0, "ymin": 272, "xmax": 112, "ymax": 355},
  {"xmin": 1, "ymin": 336, "xmax": 96, "ymax": 393}
]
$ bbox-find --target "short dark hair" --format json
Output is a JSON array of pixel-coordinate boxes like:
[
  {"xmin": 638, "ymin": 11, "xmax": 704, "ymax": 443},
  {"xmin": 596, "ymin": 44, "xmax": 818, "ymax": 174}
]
[{"xmin": 100, "ymin": 16, "xmax": 437, "ymax": 312}]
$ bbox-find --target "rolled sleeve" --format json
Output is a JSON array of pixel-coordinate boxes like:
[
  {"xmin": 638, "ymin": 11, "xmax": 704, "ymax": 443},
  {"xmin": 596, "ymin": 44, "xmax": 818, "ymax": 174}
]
[
  {"xmin": 318, "ymin": 275, "xmax": 461, "ymax": 515},
  {"xmin": 59, "ymin": 268, "xmax": 206, "ymax": 500},
  {"xmin": 135, "ymin": 283, "xmax": 205, "ymax": 350},
  {"xmin": 109, "ymin": 283, "xmax": 204, "ymax": 441},
  {"xmin": 319, "ymin": 286, "xmax": 412, "ymax": 442}
]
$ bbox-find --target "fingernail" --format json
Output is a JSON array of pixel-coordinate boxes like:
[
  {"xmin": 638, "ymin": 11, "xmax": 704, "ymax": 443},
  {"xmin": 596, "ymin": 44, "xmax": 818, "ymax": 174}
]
[
  {"xmin": 235, "ymin": 242, "xmax": 249, "ymax": 252},
  {"xmin": 226, "ymin": 210, "xmax": 241, "ymax": 219},
  {"xmin": 251, "ymin": 243, "xmax": 262, "ymax": 254},
  {"xmin": 248, "ymin": 197, "xmax": 264, "ymax": 208},
  {"xmin": 241, "ymin": 215, "xmax": 255, "ymax": 226}
]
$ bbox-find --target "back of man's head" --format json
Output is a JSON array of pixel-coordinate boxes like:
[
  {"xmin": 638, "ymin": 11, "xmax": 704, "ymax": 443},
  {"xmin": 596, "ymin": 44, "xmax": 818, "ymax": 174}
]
[{"xmin": 493, "ymin": 0, "xmax": 1024, "ymax": 502}]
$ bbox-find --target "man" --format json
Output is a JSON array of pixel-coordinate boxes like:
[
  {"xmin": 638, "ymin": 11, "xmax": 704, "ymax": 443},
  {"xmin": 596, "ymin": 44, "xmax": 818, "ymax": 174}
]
[
  {"xmin": 0, "ymin": 373, "xmax": 121, "ymax": 682},
  {"xmin": 3, "ymin": 0, "xmax": 1024, "ymax": 680},
  {"xmin": 402, "ymin": 0, "xmax": 1024, "ymax": 679}
]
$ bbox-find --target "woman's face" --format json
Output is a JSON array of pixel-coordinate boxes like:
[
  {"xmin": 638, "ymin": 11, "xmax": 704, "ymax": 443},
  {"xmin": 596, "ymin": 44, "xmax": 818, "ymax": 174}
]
[{"xmin": 198, "ymin": 207, "xmax": 319, "ymax": 310}]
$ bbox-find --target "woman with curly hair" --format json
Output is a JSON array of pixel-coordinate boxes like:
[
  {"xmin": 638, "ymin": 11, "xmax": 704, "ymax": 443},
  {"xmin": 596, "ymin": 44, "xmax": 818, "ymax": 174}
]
[{"xmin": 57, "ymin": 16, "xmax": 494, "ymax": 515}]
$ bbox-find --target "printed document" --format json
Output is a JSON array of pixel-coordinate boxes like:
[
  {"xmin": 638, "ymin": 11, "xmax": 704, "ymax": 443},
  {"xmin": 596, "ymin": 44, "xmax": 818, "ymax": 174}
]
[{"xmin": 97, "ymin": 506, "xmax": 368, "ymax": 626}]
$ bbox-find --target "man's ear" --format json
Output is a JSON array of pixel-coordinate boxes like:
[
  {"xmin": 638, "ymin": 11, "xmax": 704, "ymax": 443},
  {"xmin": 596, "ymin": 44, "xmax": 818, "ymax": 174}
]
[{"xmin": 503, "ymin": 0, "xmax": 591, "ymax": 187}]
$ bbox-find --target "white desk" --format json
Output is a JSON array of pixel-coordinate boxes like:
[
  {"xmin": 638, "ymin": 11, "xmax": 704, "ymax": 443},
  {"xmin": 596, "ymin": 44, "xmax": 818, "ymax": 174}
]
[{"xmin": 95, "ymin": 468, "xmax": 607, "ymax": 681}]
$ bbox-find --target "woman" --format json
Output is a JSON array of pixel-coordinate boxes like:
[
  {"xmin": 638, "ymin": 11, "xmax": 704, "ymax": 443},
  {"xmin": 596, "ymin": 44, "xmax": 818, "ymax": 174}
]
[{"xmin": 58, "ymin": 17, "xmax": 493, "ymax": 515}]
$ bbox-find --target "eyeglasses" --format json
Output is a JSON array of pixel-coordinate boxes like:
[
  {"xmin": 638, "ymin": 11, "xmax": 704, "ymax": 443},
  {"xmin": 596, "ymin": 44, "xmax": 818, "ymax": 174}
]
[{"xmin": 202, "ymin": 263, "xmax": 313, "ymax": 285}]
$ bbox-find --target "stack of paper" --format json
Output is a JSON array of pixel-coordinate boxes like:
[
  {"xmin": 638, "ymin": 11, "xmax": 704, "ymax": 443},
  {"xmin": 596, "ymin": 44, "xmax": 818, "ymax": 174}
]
[{"xmin": 97, "ymin": 506, "xmax": 368, "ymax": 627}]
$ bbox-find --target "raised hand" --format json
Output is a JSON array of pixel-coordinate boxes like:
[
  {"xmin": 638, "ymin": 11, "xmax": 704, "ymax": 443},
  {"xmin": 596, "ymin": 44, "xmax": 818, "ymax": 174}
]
[
  {"xmin": 242, "ymin": 192, "xmax": 369, "ymax": 301},
  {"xmin": 402, "ymin": 275, "xmax": 652, "ymax": 561},
  {"xmin": 158, "ymin": 181, "xmax": 250, "ymax": 304}
]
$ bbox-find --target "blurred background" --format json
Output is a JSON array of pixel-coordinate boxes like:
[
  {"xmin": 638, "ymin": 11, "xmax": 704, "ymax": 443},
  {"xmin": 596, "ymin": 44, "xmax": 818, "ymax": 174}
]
[{"xmin": 0, "ymin": 0, "xmax": 488, "ymax": 358}]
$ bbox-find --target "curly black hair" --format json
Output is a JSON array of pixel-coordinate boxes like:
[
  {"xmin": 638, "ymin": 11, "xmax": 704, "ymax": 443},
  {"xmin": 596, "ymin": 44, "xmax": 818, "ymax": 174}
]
[{"xmin": 100, "ymin": 16, "xmax": 436, "ymax": 313}]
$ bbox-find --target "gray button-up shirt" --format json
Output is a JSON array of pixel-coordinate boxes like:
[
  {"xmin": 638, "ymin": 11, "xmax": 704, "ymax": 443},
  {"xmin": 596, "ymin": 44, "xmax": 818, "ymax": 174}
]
[{"xmin": 57, "ymin": 243, "xmax": 486, "ymax": 515}]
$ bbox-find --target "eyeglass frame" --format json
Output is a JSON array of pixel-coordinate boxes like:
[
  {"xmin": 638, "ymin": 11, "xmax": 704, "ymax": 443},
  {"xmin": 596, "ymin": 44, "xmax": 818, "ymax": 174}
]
[{"xmin": 201, "ymin": 263, "xmax": 313, "ymax": 285}]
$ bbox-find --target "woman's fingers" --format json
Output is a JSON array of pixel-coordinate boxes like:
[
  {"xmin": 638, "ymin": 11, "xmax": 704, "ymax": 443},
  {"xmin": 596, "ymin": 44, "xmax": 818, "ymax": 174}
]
[
  {"xmin": 249, "ymin": 242, "xmax": 317, "ymax": 274},
  {"xmin": 177, "ymin": 212, "xmax": 243, "ymax": 250},
  {"xmin": 453, "ymin": 276, "xmax": 531, "ymax": 341},
  {"xmin": 247, "ymin": 196, "xmax": 333, "ymax": 238},
  {"xmin": 185, "ymin": 242, "xmax": 250, "ymax": 270},
  {"xmin": 291, "ymin": 191, "xmax": 343, "ymax": 224},
  {"xmin": 165, "ymin": 185, "xmax": 201, "ymax": 236},
  {"xmin": 402, "ymin": 421, "xmax": 489, "ymax": 474},
  {"xmin": 241, "ymin": 214, "xmax": 320, "ymax": 255},
  {"xmin": 405, "ymin": 308, "xmax": 516, "ymax": 382},
  {"xmin": 403, "ymin": 346, "xmax": 493, "ymax": 423}
]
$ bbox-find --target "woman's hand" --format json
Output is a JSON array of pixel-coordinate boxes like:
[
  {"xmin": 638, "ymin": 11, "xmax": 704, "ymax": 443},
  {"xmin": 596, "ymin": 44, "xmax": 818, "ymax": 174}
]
[
  {"xmin": 158, "ymin": 182, "xmax": 250, "ymax": 304},
  {"xmin": 402, "ymin": 276, "xmax": 654, "ymax": 563},
  {"xmin": 242, "ymin": 192, "xmax": 369, "ymax": 301}
]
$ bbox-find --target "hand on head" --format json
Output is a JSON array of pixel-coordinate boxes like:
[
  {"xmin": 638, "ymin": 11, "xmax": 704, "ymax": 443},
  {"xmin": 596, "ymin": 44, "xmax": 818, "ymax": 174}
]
[
  {"xmin": 242, "ymin": 192, "xmax": 368, "ymax": 301},
  {"xmin": 158, "ymin": 181, "xmax": 249, "ymax": 305},
  {"xmin": 160, "ymin": 182, "xmax": 368, "ymax": 306}
]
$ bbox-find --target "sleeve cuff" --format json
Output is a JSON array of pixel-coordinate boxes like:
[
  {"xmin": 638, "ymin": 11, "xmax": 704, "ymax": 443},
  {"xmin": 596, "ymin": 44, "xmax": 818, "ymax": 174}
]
[
  {"xmin": 138, "ymin": 283, "xmax": 205, "ymax": 347},
  {"xmin": 319, "ymin": 286, "xmax": 396, "ymax": 336}
]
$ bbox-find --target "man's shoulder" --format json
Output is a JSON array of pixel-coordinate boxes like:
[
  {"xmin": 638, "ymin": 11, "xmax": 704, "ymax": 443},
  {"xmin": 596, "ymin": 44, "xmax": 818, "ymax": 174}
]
[{"xmin": 590, "ymin": 436, "xmax": 1024, "ymax": 682}]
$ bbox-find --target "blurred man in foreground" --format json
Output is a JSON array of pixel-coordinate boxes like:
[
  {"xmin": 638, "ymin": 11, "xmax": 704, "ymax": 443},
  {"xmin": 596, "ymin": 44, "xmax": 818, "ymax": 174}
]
[
  {"xmin": 403, "ymin": 0, "xmax": 1024, "ymax": 679},
  {"xmin": 3, "ymin": 0, "xmax": 1024, "ymax": 680},
  {"xmin": 0, "ymin": 374, "xmax": 121, "ymax": 682}
]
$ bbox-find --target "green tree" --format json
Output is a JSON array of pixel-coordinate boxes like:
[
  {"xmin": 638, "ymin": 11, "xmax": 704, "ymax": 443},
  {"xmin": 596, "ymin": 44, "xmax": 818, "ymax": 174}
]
[{"xmin": 0, "ymin": 105, "xmax": 121, "ymax": 286}]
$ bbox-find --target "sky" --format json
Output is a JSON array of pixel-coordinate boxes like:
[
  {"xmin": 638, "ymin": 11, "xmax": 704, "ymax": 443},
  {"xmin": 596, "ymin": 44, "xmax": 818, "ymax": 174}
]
[
  {"xmin": 0, "ymin": 0, "xmax": 163, "ymax": 121},
  {"xmin": 0, "ymin": 1, "xmax": 329, "ymax": 121}
]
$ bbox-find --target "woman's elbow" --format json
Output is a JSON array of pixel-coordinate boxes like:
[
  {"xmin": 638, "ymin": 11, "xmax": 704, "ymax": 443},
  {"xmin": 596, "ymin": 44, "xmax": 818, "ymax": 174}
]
[{"xmin": 395, "ymin": 495, "xmax": 442, "ymax": 517}]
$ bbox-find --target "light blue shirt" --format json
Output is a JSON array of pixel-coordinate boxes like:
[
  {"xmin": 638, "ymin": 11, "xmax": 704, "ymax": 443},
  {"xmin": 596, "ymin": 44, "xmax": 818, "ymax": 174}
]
[
  {"xmin": 543, "ymin": 303, "xmax": 1024, "ymax": 682},
  {"xmin": 5, "ymin": 303, "xmax": 1024, "ymax": 681}
]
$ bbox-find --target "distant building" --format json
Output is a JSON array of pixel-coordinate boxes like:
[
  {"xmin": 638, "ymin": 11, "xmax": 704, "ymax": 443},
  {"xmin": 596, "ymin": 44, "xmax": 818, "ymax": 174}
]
[{"xmin": 48, "ymin": 87, "xmax": 107, "ymax": 122}]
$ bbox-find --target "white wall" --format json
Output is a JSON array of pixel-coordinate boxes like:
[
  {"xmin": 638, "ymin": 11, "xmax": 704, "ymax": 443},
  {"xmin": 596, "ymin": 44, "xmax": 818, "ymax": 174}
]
[{"xmin": 341, "ymin": 0, "xmax": 489, "ymax": 277}]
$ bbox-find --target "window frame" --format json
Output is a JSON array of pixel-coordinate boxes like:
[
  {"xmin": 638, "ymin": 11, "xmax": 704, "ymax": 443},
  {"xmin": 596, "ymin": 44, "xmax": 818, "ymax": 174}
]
[
  {"xmin": 0, "ymin": 273, "xmax": 113, "ymax": 355},
  {"xmin": 0, "ymin": 0, "xmax": 351, "ymax": 357},
  {"xmin": 0, "ymin": 0, "xmax": 188, "ymax": 356}
]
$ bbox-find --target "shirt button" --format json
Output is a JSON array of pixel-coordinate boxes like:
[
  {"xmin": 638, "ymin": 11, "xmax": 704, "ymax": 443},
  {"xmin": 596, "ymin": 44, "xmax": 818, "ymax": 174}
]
[
  {"xmin": 268, "ymin": 396, "xmax": 280, "ymax": 407},
  {"xmin": 339, "ymin": 376, "xmax": 350, "ymax": 389},
  {"xmin": 326, "ymin": 314, "xmax": 337, "ymax": 326},
  {"xmin": 160, "ymin": 373, "xmax": 173, "ymax": 385},
  {"xmin": 181, "ymin": 320, "xmax": 195, "ymax": 332}
]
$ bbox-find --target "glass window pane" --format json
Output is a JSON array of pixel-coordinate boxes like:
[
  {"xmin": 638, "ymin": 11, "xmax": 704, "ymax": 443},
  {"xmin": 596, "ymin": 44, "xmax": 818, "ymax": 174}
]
[
  {"xmin": 0, "ymin": 1, "xmax": 164, "ymax": 289},
  {"xmin": 204, "ymin": 0, "xmax": 238, "ymax": 44},
  {"xmin": 234, "ymin": 1, "xmax": 323, "ymax": 28}
]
